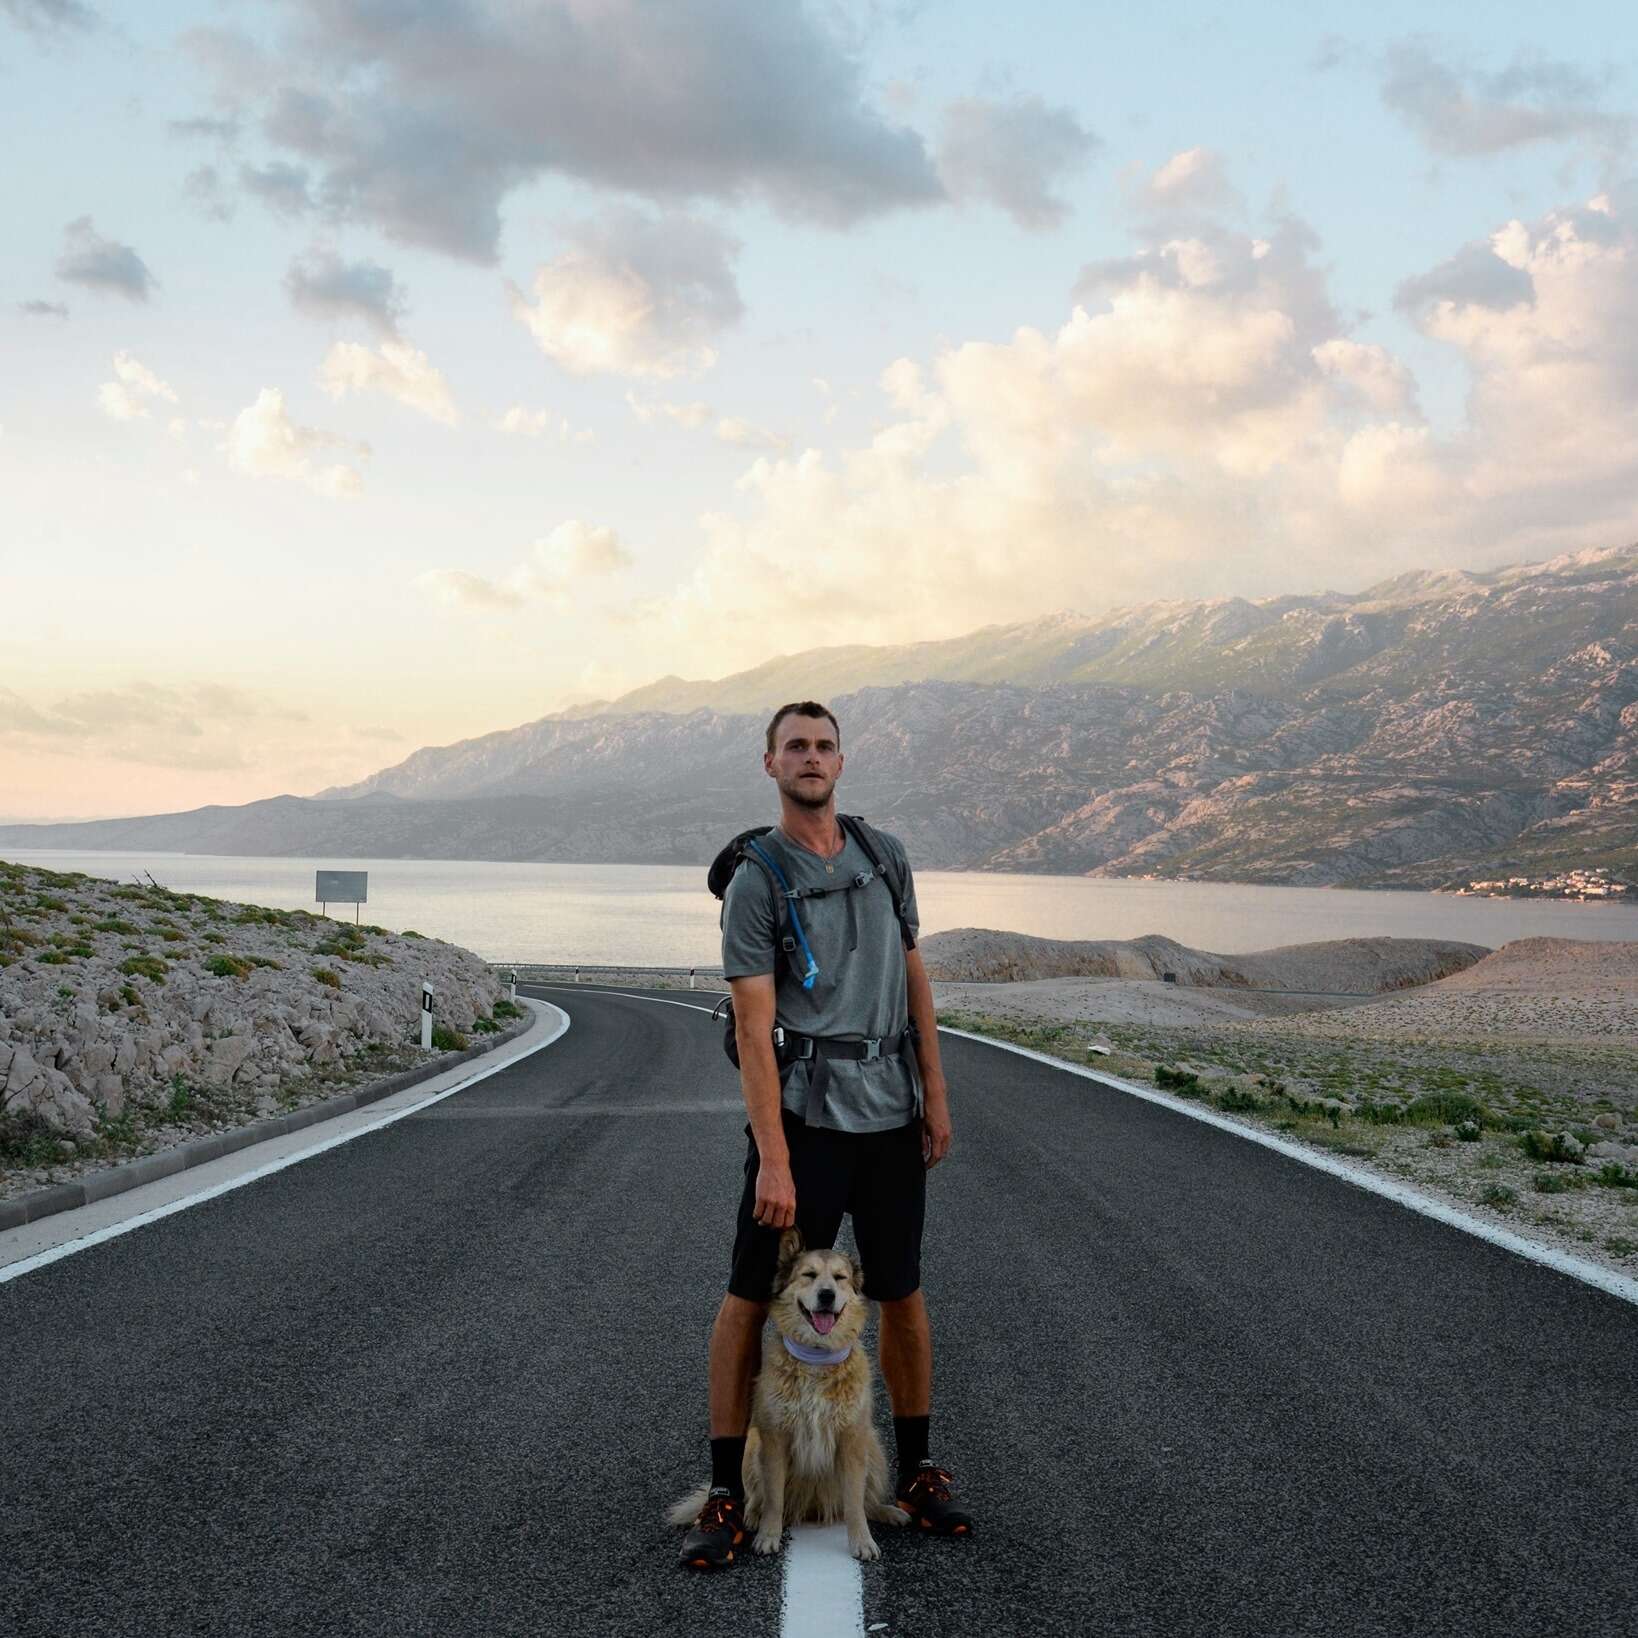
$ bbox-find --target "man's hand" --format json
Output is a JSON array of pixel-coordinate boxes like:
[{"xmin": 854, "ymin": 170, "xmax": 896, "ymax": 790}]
[
  {"xmin": 754, "ymin": 1158, "xmax": 797, "ymax": 1229},
  {"xmin": 922, "ymin": 1090, "xmax": 953, "ymax": 1169}
]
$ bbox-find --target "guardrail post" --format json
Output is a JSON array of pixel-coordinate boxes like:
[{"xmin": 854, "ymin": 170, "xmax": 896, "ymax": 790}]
[{"xmin": 421, "ymin": 982, "xmax": 434, "ymax": 1050}]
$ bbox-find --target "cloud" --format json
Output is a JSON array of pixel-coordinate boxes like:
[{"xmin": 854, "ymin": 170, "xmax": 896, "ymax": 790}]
[
  {"xmin": 1, "ymin": 0, "xmax": 97, "ymax": 34},
  {"xmin": 1394, "ymin": 237, "xmax": 1536, "ymax": 316},
  {"xmin": 222, "ymin": 387, "xmax": 367, "ymax": 496},
  {"xmin": 168, "ymin": 114, "xmax": 239, "ymax": 143},
  {"xmin": 319, "ymin": 340, "xmax": 458, "ymax": 425},
  {"xmin": 96, "ymin": 351, "xmax": 179, "ymax": 421},
  {"xmin": 935, "ymin": 96, "xmax": 1097, "ymax": 230},
  {"xmin": 509, "ymin": 209, "xmax": 742, "ymax": 379},
  {"xmin": 1311, "ymin": 339, "xmax": 1418, "ymax": 414},
  {"xmin": 240, "ymin": 160, "xmax": 312, "ymax": 218},
  {"xmin": 1380, "ymin": 39, "xmax": 1628, "ymax": 159},
  {"xmin": 19, "ymin": 299, "xmax": 68, "ymax": 318},
  {"xmin": 285, "ymin": 250, "xmax": 406, "ymax": 334},
  {"xmin": 55, "ymin": 216, "xmax": 155, "ymax": 301},
  {"xmin": 716, "ymin": 417, "xmax": 786, "ymax": 451},
  {"xmin": 492, "ymin": 405, "xmax": 591, "ymax": 442},
  {"xmin": 183, "ymin": 165, "xmax": 235, "ymax": 223},
  {"xmin": 627, "ymin": 394, "xmax": 714, "ymax": 430},
  {"xmin": 1139, "ymin": 147, "xmax": 1242, "ymax": 217},
  {"xmin": 418, "ymin": 520, "xmax": 633, "ymax": 611},
  {"xmin": 0, "ymin": 680, "xmax": 306, "ymax": 773},
  {"xmin": 182, "ymin": 0, "xmax": 941, "ymax": 261}
]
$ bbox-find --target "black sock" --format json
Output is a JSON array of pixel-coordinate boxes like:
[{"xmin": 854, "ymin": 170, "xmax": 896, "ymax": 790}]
[
  {"xmin": 894, "ymin": 1415, "xmax": 929, "ymax": 1481},
  {"xmin": 710, "ymin": 1436, "xmax": 747, "ymax": 1499}
]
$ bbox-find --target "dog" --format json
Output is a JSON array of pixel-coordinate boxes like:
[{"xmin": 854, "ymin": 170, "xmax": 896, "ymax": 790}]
[{"xmin": 670, "ymin": 1229, "xmax": 909, "ymax": 1561}]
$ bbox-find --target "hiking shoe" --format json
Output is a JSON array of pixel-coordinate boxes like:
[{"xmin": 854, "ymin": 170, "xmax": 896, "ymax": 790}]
[
  {"xmin": 895, "ymin": 1460, "xmax": 973, "ymax": 1536},
  {"xmin": 679, "ymin": 1487, "xmax": 747, "ymax": 1570}
]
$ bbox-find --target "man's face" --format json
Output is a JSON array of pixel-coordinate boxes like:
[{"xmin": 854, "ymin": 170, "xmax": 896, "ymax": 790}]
[{"xmin": 765, "ymin": 714, "xmax": 843, "ymax": 809}]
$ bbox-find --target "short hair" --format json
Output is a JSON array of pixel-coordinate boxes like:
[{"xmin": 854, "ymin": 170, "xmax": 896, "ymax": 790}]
[{"xmin": 766, "ymin": 700, "xmax": 840, "ymax": 754}]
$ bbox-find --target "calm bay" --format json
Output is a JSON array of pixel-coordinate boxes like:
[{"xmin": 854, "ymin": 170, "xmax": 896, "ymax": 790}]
[{"xmin": 6, "ymin": 849, "xmax": 1635, "ymax": 966}]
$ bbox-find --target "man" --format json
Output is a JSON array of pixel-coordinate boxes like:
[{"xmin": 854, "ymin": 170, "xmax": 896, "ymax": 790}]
[{"xmin": 679, "ymin": 700, "xmax": 972, "ymax": 1570}]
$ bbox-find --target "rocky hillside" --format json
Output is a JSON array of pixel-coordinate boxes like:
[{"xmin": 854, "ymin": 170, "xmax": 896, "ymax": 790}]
[
  {"xmin": 919, "ymin": 930, "xmax": 1488, "ymax": 989},
  {"xmin": 3, "ymin": 545, "xmax": 1636, "ymax": 888},
  {"xmin": 0, "ymin": 859, "xmax": 506, "ymax": 1177}
]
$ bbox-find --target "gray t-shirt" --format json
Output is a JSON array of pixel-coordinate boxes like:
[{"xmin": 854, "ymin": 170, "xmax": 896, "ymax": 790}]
[{"xmin": 721, "ymin": 826, "xmax": 921, "ymax": 1133}]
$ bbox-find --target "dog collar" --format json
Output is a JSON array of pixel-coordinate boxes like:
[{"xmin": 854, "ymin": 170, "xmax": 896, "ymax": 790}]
[{"xmin": 782, "ymin": 1334, "xmax": 853, "ymax": 1366}]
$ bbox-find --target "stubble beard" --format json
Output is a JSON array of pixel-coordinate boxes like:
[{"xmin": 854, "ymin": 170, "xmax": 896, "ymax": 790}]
[{"xmin": 781, "ymin": 773, "xmax": 836, "ymax": 809}]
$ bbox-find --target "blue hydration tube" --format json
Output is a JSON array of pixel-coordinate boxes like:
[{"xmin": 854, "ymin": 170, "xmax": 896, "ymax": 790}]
[{"xmin": 745, "ymin": 838, "xmax": 821, "ymax": 989}]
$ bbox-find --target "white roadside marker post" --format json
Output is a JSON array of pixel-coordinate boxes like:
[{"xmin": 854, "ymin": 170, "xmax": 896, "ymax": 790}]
[
  {"xmin": 506, "ymin": 970, "xmax": 517, "ymax": 1004},
  {"xmin": 690, "ymin": 968, "xmax": 696, "ymax": 990},
  {"xmin": 421, "ymin": 983, "xmax": 434, "ymax": 1051}
]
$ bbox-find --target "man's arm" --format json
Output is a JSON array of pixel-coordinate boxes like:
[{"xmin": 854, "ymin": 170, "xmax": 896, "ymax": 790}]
[
  {"xmin": 730, "ymin": 973, "xmax": 797, "ymax": 1229},
  {"xmin": 904, "ymin": 945, "xmax": 952, "ymax": 1168}
]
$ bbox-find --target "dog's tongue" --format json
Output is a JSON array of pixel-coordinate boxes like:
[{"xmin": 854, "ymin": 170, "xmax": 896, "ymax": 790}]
[{"xmin": 810, "ymin": 1310, "xmax": 838, "ymax": 1337}]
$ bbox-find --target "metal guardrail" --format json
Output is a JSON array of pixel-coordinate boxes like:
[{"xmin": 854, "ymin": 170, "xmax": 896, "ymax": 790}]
[{"xmin": 492, "ymin": 962, "xmax": 728, "ymax": 989}]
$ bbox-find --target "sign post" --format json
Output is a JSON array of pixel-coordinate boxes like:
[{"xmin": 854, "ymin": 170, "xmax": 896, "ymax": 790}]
[
  {"xmin": 421, "ymin": 983, "xmax": 434, "ymax": 1051},
  {"xmin": 505, "ymin": 970, "xmax": 517, "ymax": 1003},
  {"xmin": 315, "ymin": 870, "xmax": 369, "ymax": 924}
]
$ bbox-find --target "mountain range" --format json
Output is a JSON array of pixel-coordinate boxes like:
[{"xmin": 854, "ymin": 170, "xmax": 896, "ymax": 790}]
[{"xmin": 5, "ymin": 545, "xmax": 1636, "ymax": 888}]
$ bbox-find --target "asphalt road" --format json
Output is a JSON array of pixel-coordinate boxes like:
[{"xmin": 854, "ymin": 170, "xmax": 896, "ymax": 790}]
[{"xmin": 3, "ymin": 985, "xmax": 1636, "ymax": 1638}]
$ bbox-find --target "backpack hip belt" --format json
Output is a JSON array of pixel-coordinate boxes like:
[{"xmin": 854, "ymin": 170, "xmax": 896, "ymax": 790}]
[{"xmin": 776, "ymin": 1025, "xmax": 916, "ymax": 1126}]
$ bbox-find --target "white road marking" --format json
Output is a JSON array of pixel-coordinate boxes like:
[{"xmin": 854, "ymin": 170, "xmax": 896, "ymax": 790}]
[
  {"xmin": 781, "ymin": 1524, "xmax": 866, "ymax": 1638},
  {"xmin": 0, "ymin": 1001, "xmax": 570, "ymax": 1285},
  {"xmin": 945, "ymin": 1026, "xmax": 1638, "ymax": 1311}
]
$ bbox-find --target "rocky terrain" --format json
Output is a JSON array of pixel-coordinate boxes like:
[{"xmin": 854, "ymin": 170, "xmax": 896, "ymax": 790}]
[
  {"xmin": 0, "ymin": 858, "xmax": 508, "ymax": 1198},
  {"xmin": 934, "ymin": 932, "xmax": 1638, "ymax": 1280},
  {"xmin": 3, "ymin": 544, "xmax": 1636, "ymax": 888},
  {"xmin": 919, "ymin": 929, "xmax": 1487, "ymax": 990}
]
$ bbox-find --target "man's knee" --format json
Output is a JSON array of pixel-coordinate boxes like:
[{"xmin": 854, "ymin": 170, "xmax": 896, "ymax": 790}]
[
  {"xmin": 713, "ymin": 1292, "xmax": 769, "ymax": 1339},
  {"xmin": 876, "ymin": 1287, "xmax": 925, "ymax": 1322}
]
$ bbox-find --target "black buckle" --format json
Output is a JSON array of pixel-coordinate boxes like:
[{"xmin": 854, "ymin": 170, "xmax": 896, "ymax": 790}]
[{"xmin": 861, "ymin": 1037, "xmax": 882, "ymax": 1062}]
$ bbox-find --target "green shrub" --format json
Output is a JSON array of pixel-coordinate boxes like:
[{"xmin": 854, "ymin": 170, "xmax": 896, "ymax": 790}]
[
  {"xmin": 1532, "ymin": 1171, "xmax": 1583, "ymax": 1195},
  {"xmin": 1479, "ymin": 1183, "xmax": 1517, "ymax": 1208},
  {"xmin": 202, "ymin": 932, "xmax": 226, "ymax": 943},
  {"xmin": 492, "ymin": 998, "xmax": 523, "ymax": 1020},
  {"xmin": 1214, "ymin": 1086, "xmax": 1264, "ymax": 1113},
  {"xmin": 119, "ymin": 955, "xmax": 169, "ymax": 983},
  {"xmin": 248, "ymin": 955, "xmax": 282, "ymax": 970},
  {"xmin": 37, "ymin": 950, "xmax": 72, "ymax": 965},
  {"xmin": 1596, "ymin": 1163, "xmax": 1638, "ymax": 1189},
  {"xmin": 1155, "ymin": 1065, "xmax": 1202, "ymax": 1094},
  {"xmin": 204, "ymin": 954, "xmax": 253, "ymax": 979},
  {"xmin": 120, "ymin": 984, "xmax": 142, "ymax": 1008},
  {"xmin": 1520, "ymin": 1129, "xmax": 1583, "ymax": 1164},
  {"xmin": 1606, "ymin": 1237, "xmax": 1638, "ymax": 1258},
  {"xmin": 167, "ymin": 1078, "xmax": 192, "ymax": 1119},
  {"xmin": 34, "ymin": 896, "xmax": 68, "ymax": 912},
  {"xmin": 1454, "ymin": 1120, "xmax": 1482, "ymax": 1142},
  {"xmin": 312, "ymin": 968, "xmax": 342, "ymax": 989},
  {"xmin": 94, "ymin": 918, "xmax": 138, "ymax": 935},
  {"xmin": 401, "ymin": 929, "xmax": 425, "ymax": 939},
  {"xmin": 471, "ymin": 1014, "xmax": 500, "ymax": 1034},
  {"xmin": 430, "ymin": 1024, "xmax": 468, "ymax": 1052}
]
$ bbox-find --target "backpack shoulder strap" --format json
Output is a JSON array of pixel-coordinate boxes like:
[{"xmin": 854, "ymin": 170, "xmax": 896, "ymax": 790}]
[{"xmin": 838, "ymin": 814, "xmax": 916, "ymax": 951}]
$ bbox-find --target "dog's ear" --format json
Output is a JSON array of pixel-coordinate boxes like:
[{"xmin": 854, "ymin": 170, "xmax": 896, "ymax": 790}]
[
  {"xmin": 776, "ymin": 1227, "xmax": 804, "ymax": 1284},
  {"xmin": 850, "ymin": 1256, "xmax": 866, "ymax": 1296}
]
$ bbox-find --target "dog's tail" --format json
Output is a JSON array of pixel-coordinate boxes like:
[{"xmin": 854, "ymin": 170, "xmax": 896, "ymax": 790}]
[{"xmin": 665, "ymin": 1485, "xmax": 710, "ymax": 1527}]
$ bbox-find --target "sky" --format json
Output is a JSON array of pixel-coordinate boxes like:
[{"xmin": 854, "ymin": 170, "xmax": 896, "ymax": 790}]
[{"xmin": 4, "ymin": 0, "xmax": 1638, "ymax": 819}]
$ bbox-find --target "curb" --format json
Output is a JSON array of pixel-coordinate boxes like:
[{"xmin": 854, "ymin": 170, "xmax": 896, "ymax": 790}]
[{"xmin": 0, "ymin": 1017, "xmax": 533, "ymax": 1233}]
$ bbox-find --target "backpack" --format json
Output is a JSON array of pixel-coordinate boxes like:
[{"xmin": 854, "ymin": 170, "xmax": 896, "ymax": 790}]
[{"xmin": 707, "ymin": 814, "xmax": 915, "ymax": 1068}]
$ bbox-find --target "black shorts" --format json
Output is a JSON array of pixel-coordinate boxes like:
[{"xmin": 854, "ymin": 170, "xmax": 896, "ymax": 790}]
[{"xmin": 728, "ymin": 1111, "xmax": 926, "ymax": 1305}]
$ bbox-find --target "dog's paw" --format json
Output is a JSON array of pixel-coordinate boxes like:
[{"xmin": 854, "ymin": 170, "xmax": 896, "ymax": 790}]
[
  {"xmin": 753, "ymin": 1529, "xmax": 784, "ymax": 1556},
  {"xmin": 848, "ymin": 1530, "xmax": 881, "ymax": 1562},
  {"xmin": 873, "ymin": 1503, "xmax": 912, "ymax": 1527}
]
